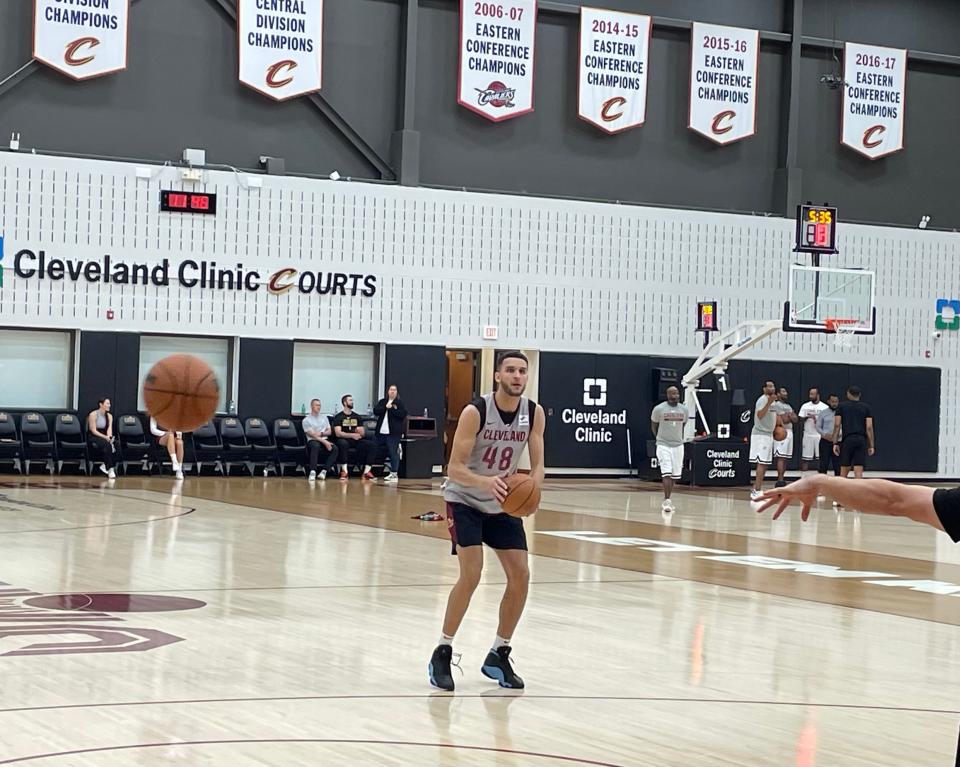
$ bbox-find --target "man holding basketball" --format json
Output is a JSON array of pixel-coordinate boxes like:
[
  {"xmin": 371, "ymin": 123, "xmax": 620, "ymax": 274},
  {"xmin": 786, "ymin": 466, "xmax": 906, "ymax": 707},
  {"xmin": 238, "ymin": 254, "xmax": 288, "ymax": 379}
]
[{"xmin": 429, "ymin": 351, "xmax": 545, "ymax": 692}]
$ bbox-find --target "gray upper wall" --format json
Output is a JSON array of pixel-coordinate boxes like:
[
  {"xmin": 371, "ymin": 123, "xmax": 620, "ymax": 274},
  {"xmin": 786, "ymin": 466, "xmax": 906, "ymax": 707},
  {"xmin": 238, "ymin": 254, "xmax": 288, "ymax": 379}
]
[{"xmin": 1, "ymin": 0, "xmax": 958, "ymax": 228}]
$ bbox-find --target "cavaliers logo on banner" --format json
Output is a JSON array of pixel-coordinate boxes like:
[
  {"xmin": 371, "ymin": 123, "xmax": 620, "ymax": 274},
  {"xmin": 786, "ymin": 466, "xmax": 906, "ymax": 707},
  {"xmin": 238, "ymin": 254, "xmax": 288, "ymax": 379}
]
[
  {"xmin": 33, "ymin": 0, "xmax": 129, "ymax": 80},
  {"xmin": 689, "ymin": 23, "xmax": 759, "ymax": 145},
  {"xmin": 458, "ymin": 0, "xmax": 537, "ymax": 122},
  {"xmin": 577, "ymin": 8, "xmax": 651, "ymax": 134},
  {"xmin": 239, "ymin": 0, "xmax": 323, "ymax": 101},
  {"xmin": 842, "ymin": 42, "xmax": 906, "ymax": 159}
]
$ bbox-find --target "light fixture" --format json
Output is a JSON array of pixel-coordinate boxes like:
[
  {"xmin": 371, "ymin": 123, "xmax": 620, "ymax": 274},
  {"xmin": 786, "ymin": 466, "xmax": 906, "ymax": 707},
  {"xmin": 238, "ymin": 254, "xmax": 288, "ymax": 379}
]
[
  {"xmin": 329, "ymin": 170, "xmax": 341, "ymax": 181},
  {"xmin": 919, "ymin": 215, "xmax": 931, "ymax": 229}
]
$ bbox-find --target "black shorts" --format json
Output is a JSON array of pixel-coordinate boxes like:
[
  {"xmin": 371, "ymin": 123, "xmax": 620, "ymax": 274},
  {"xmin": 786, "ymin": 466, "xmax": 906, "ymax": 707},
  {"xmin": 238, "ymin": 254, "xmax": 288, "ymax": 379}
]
[
  {"xmin": 839, "ymin": 434, "xmax": 868, "ymax": 467},
  {"xmin": 933, "ymin": 487, "xmax": 960, "ymax": 543},
  {"xmin": 446, "ymin": 502, "xmax": 527, "ymax": 556}
]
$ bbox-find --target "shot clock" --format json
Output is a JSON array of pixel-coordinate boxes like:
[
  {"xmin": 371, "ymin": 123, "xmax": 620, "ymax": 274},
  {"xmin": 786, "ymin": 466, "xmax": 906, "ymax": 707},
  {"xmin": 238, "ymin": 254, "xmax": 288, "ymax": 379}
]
[
  {"xmin": 795, "ymin": 204, "xmax": 837, "ymax": 255},
  {"xmin": 160, "ymin": 190, "xmax": 217, "ymax": 215}
]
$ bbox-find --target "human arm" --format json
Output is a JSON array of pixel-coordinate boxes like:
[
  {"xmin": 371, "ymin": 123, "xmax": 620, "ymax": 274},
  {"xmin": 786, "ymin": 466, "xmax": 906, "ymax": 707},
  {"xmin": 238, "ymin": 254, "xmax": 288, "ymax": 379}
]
[
  {"xmin": 866, "ymin": 416, "xmax": 875, "ymax": 456},
  {"xmin": 373, "ymin": 399, "xmax": 386, "ymax": 417},
  {"xmin": 756, "ymin": 395, "xmax": 775, "ymax": 419},
  {"xmin": 392, "ymin": 399, "xmax": 407, "ymax": 419},
  {"xmin": 756, "ymin": 475, "xmax": 942, "ymax": 530},
  {"xmin": 527, "ymin": 404, "xmax": 546, "ymax": 487},
  {"xmin": 447, "ymin": 404, "xmax": 508, "ymax": 502},
  {"xmin": 831, "ymin": 414, "xmax": 842, "ymax": 455},
  {"xmin": 106, "ymin": 413, "xmax": 114, "ymax": 440},
  {"xmin": 650, "ymin": 405, "xmax": 659, "ymax": 438},
  {"xmin": 332, "ymin": 414, "xmax": 347, "ymax": 440}
]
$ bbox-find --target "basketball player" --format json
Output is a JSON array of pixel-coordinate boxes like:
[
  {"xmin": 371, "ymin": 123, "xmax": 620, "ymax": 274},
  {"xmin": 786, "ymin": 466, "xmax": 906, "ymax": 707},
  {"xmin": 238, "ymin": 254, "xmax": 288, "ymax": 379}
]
[
  {"xmin": 797, "ymin": 388, "xmax": 828, "ymax": 472},
  {"xmin": 650, "ymin": 386, "xmax": 686, "ymax": 512},
  {"xmin": 771, "ymin": 387, "xmax": 797, "ymax": 487},
  {"xmin": 756, "ymin": 475, "xmax": 960, "ymax": 543},
  {"xmin": 749, "ymin": 380, "xmax": 779, "ymax": 501},
  {"xmin": 832, "ymin": 385, "xmax": 874, "ymax": 480},
  {"xmin": 428, "ymin": 351, "xmax": 545, "ymax": 692},
  {"xmin": 150, "ymin": 416, "xmax": 184, "ymax": 480}
]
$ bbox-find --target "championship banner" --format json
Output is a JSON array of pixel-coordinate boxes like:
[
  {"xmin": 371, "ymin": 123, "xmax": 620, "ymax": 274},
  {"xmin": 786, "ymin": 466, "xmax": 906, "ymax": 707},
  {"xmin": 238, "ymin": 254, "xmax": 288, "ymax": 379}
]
[
  {"xmin": 33, "ymin": 0, "xmax": 129, "ymax": 80},
  {"xmin": 842, "ymin": 42, "xmax": 906, "ymax": 159},
  {"xmin": 577, "ymin": 8, "xmax": 651, "ymax": 134},
  {"xmin": 458, "ymin": 0, "xmax": 537, "ymax": 122},
  {"xmin": 238, "ymin": 0, "xmax": 323, "ymax": 101},
  {"xmin": 689, "ymin": 23, "xmax": 759, "ymax": 144}
]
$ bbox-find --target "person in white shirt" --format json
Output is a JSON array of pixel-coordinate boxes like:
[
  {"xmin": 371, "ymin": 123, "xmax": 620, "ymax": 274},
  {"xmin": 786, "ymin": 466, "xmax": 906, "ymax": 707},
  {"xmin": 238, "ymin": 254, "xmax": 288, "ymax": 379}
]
[
  {"xmin": 373, "ymin": 385, "xmax": 407, "ymax": 483},
  {"xmin": 650, "ymin": 386, "xmax": 687, "ymax": 512},
  {"xmin": 797, "ymin": 388, "xmax": 829, "ymax": 472},
  {"xmin": 302, "ymin": 398, "xmax": 339, "ymax": 481},
  {"xmin": 150, "ymin": 416, "xmax": 184, "ymax": 479}
]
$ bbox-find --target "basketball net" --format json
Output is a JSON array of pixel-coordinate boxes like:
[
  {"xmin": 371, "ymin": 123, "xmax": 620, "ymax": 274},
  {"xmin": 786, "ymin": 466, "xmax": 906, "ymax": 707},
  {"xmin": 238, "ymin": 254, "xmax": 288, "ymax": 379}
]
[{"xmin": 825, "ymin": 318, "xmax": 860, "ymax": 348}]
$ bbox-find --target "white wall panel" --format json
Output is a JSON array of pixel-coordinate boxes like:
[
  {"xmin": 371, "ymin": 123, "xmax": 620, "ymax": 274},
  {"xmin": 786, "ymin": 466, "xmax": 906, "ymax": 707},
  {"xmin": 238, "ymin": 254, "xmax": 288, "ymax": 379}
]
[{"xmin": 0, "ymin": 152, "xmax": 956, "ymax": 471}]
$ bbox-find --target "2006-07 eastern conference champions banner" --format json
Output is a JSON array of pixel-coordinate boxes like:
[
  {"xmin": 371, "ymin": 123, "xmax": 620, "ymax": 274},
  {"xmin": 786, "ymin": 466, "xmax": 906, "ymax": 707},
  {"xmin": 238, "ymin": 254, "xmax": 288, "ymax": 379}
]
[
  {"xmin": 689, "ymin": 22, "xmax": 758, "ymax": 144},
  {"xmin": 459, "ymin": 0, "xmax": 537, "ymax": 122},
  {"xmin": 577, "ymin": 8, "xmax": 651, "ymax": 134},
  {"xmin": 842, "ymin": 41, "xmax": 906, "ymax": 159},
  {"xmin": 238, "ymin": 0, "xmax": 323, "ymax": 101},
  {"xmin": 33, "ymin": 0, "xmax": 130, "ymax": 80}
]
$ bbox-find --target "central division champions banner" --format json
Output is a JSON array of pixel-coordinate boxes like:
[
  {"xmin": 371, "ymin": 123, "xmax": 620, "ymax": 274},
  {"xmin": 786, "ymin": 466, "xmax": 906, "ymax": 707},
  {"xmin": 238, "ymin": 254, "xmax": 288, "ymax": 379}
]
[
  {"xmin": 239, "ymin": 0, "xmax": 323, "ymax": 101},
  {"xmin": 578, "ymin": 8, "xmax": 651, "ymax": 134},
  {"xmin": 842, "ymin": 42, "xmax": 907, "ymax": 159},
  {"xmin": 459, "ymin": 0, "xmax": 537, "ymax": 122},
  {"xmin": 33, "ymin": 0, "xmax": 130, "ymax": 80},
  {"xmin": 689, "ymin": 23, "xmax": 759, "ymax": 144}
]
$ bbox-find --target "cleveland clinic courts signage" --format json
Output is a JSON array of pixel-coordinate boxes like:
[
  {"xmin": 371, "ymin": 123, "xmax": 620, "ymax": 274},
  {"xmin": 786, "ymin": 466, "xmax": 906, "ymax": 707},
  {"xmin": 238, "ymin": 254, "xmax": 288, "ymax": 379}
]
[
  {"xmin": 842, "ymin": 42, "xmax": 906, "ymax": 159},
  {"xmin": 688, "ymin": 23, "xmax": 759, "ymax": 144},
  {"xmin": 577, "ymin": 8, "xmax": 651, "ymax": 133},
  {"xmin": 459, "ymin": 0, "xmax": 537, "ymax": 121},
  {"xmin": 239, "ymin": 0, "xmax": 323, "ymax": 100},
  {"xmin": 33, "ymin": 0, "xmax": 130, "ymax": 79}
]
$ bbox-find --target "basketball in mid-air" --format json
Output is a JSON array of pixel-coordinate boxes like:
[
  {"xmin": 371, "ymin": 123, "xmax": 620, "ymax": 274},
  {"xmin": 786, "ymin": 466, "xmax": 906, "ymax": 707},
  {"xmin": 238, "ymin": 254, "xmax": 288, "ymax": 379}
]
[
  {"xmin": 773, "ymin": 424, "xmax": 787, "ymax": 442},
  {"xmin": 142, "ymin": 353, "xmax": 219, "ymax": 432},
  {"xmin": 501, "ymin": 474, "xmax": 541, "ymax": 517}
]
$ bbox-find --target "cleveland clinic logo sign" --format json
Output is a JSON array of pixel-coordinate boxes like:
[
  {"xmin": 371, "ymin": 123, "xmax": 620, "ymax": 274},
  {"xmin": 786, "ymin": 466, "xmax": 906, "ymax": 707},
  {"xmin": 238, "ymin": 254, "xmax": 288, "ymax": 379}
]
[
  {"xmin": 8, "ymin": 248, "xmax": 377, "ymax": 298},
  {"xmin": 561, "ymin": 378, "xmax": 626, "ymax": 443}
]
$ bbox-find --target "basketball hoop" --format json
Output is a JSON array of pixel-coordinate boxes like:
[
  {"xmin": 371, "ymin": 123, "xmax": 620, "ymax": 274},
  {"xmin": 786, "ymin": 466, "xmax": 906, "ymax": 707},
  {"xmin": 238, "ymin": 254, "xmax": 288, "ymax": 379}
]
[{"xmin": 825, "ymin": 318, "xmax": 862, "ymax": 348}]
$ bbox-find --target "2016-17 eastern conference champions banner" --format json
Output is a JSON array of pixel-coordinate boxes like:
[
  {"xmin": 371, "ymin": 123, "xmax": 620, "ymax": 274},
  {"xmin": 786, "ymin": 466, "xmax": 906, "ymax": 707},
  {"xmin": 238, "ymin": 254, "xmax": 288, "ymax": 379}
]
[
  {"xmin": 239, "ymin": 0, "xmax": 323, "ymax": 101},
  {"xmin": 842, "ymin": 42, "xmax": 906, "ymax": 159},
  {"xmin": 577, "ymin": 8, "xmax": 651, "ymax": 133},
  {"xmin": 459, "ymin": 0, "xmax": 536, "ymax": 122},
  {"xmin": 689, "ymin": 22, "xmax": 758, "ymax": 144},
  {"xmin": 33, "ymin": 0, "xmax": 130, "ymax": 80}
]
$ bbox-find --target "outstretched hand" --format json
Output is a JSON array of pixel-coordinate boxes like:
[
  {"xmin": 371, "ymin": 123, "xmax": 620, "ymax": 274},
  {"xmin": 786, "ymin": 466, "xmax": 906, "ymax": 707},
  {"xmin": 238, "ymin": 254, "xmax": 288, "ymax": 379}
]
[{"xmin": 755, "ymin": 475, "xmax": 822, "ymax": 521}]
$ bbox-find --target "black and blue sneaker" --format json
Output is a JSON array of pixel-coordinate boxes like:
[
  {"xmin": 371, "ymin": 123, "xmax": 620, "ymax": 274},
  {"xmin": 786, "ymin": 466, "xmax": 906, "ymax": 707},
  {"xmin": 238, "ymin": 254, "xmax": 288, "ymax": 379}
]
[
  {"xmin": 480, "ymin": 646, "xmax": 524, "ymax": 689},
  {"xmin": 428, "ymin": 644, "xmax": 456, "ymax": 691}
]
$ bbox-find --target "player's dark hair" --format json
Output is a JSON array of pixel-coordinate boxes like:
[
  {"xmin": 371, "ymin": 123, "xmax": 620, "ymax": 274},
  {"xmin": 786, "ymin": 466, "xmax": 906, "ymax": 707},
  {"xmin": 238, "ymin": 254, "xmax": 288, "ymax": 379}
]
[
  {"xmin": 98, "ymin": 397, "xmax": 110, "ymax": 406},
  {"xmin": 763, "ymin": 379, "xmax": 775, "ymax": 388},
  {"xmin": 847, "ymin": 385, "xmax": 861, "ymax": 397},
  {"xmin": 809, "ymin": 387, "xmax": 819, "ymax": 395},
  {"xmin": 497, "ymin": 351, "xmax": 528, "ymax": 370},
  {"xmin": 341, "ymin": 394, "xmax": 352, "ymax": 405},
  {"xmin": 310, "ymin": 398, "xmax": 321, "ymax": 406}
]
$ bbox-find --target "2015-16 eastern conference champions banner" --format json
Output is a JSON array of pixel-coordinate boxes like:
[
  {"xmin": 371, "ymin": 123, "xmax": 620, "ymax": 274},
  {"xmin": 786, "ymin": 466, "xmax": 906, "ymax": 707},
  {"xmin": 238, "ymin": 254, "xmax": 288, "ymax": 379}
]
[
  {"xmin": 689, "ymin": 22, "xmax": 758, "ymax": 144},
  {"xmin": 459, "ymin": 0, "xmax": 536, "ymax": 122},
  {"xmin": 578, "ymin": 8, "xmax": 651, "ymax": 133},
  {"xmin": 842, "ymin": 42, "xmax": 906, "ymax": 159},
  {"xmin": 33, "ymin": 0, "xmax": 130, "ymax": 80},
  {"xmin": 239, "ymin": 0, "xmax": 323, "ymax": 101}
]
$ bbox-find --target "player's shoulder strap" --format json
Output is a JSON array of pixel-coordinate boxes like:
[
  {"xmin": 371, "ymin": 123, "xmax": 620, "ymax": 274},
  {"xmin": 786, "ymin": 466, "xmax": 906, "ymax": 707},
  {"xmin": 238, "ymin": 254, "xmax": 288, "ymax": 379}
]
[
  {"xmin": 470, "ymin": 396, "xmax": 487, "ymax": 434},
  {"xmin": 527, "ymin": 399, "xmax": 537, "ymax": 426}
]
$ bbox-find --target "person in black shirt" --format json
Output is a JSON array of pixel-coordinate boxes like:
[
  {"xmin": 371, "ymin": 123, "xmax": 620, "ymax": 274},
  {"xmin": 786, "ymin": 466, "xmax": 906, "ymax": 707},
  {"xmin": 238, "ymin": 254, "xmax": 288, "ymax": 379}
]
[
  {"xmin": 831, "ymin": 385, "xmax": 874, "ymax": 479},
  {"xmin": 332, "ymin": 394, "xmax": 375, "ymax": 480},
  {"xmin": 756, "ymin": 476, "xmax": 960, "ymax": 544},
  {"xmin": 373, "ymin": 385, "xmax": 407, "ymax": 483}
]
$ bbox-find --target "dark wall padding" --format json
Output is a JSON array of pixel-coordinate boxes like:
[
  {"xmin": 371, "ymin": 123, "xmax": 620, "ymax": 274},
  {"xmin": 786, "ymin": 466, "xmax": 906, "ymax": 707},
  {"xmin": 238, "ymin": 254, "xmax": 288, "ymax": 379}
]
[
  {"xmin": 238, "ymin": 339, "xmax": 294, "ymax": 424},
  {"xmin": 385, "ymin": 345, "xmax": 447, "ymax": 464},
  {"xmin": 77, "ymin": 331, "xmax": 141, "ymax": 418}
]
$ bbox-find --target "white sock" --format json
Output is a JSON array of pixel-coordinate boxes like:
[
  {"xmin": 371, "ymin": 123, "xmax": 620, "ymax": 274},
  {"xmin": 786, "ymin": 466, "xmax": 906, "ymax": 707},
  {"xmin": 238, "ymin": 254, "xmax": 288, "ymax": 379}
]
[
  {"xmin": 364, "ymin": 465, "xmax": 372, "ymax": 473},
  {"xmin": 438, "ymin": 633, "xmax": 454, "ymax": 647},
  {"xmin": 493, "ymin": 635, "xmax": 510, "ymax": 650},
  {"xmin": 340, "ymin": 465, "xmax": 347, "ymax": 473}
]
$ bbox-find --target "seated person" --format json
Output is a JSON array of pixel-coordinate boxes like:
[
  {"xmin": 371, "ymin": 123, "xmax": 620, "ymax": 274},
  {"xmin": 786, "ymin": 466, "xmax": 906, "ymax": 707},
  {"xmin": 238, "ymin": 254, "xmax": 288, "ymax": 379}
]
[
  {"xmin": 86, "ymin": 397, "xmax": 117, "ymax": 479},
  {"xmin": 150, "ymin": 416, "xmax": 184, "ymax": 479},
  {"xmin": 332, "ymin": 394, "xmax": 375, "ymax": 480},
  {"xmin": 302, "ymin": 398, "xmax": 338, "ymax": 481}
]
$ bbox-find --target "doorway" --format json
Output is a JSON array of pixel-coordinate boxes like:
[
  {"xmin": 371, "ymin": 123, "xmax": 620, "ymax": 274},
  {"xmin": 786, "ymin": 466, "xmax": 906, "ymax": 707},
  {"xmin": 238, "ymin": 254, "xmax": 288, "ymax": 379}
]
[{"xmin": 444, "ymin": 349, "xmax": 479, "ymax": 464}]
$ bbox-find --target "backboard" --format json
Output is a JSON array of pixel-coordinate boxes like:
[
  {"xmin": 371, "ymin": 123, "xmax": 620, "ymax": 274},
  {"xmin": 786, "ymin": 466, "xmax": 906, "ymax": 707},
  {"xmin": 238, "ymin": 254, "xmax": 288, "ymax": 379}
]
[{"xmin": 782, "ymin": 264, "xmax": 876, "ymax": 334}]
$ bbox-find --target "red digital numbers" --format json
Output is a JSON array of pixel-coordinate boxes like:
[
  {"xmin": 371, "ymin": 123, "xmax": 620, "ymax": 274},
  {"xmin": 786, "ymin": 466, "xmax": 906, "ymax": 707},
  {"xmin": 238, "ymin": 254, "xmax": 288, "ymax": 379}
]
[
  {"xmin": 167, "ymin": 193, "xmax": 188, "ymax": 209},
  {"xmin": 814, "ymin": 223, "xmax": 830, "ymax": 247},
  {"xmin": 189, "ymin": 194, "xmax": 209, "ymax": 211}
]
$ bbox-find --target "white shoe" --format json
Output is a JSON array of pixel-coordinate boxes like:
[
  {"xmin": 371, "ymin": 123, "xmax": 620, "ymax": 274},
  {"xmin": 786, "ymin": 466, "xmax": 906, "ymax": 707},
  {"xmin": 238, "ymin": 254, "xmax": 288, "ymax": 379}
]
[
  {"xmin": 832, "ymin": 500, "xmax": 842, "ymax": 508},
  {"xmin": 171, "ymin": 459, "xmax": 181, "ymax": 473},
  {"xmin": 175, "ymin": 470, "xmax": 184, "ymax": 480},
  {"xmin": 99, "ymin": 464, "xmax": 109, "ymax": 476},
  {"xmin": 319, "ymin": 470, "xmax": 327, "ymax": 480},
  {"xmin": 308, "ymin": 471, "xmax": 317, "ymax": 482},
  {"xmin": 661, "ymin": 499, "xmax": 675, "ymax": 512},
  {"xmin": 384, "ymin": 472, "xmax": 399, "ymax": 483},
  {"xmin": 750, "ymin": 489, "xmax": 762, "ymax": 501},
  {"xmin": 107, "ymin": 468, "xmax": 116, "ymax": 479}
]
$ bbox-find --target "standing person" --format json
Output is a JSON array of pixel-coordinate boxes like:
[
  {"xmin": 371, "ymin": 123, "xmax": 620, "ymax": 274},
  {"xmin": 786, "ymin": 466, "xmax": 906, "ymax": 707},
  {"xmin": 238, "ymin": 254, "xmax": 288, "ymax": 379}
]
[
  {"xmin": 797, "ymin": 388, "xmax": 828, "ymax": 473},
  {"xmin": 749, "ymin": 380, "xmax": 779, "ymax": 501},
  {"xmin": 150, "ymin": 416, "xmax": 184, "ymax": 479},
  {"xmin": 429, "ymin": 351, "xmax": 545, "ymax": 692},
  {"xmin": 817, "ymin": 394, "xmax": 841, "ymax": 479},
  {"xmin": 86, "ymin": 397, "xmax": 116, "ymax": 479},
  {"xmin": 650, "ymin": 386, "xmax": 687, "ymax": 512},
  {"xmin": 332, "ymin": 394, "xmax": 375, "ymax": 480},
  {"xmin": 771, "ymin": 387, "xmax": 798, "ymax": 488},
  {"xmin": 373, "ymin": 385, "xmax": 406, "ymax": 483},
  {"xmin": 832, "ymin": 385, "xmax": 874, "ymax": 483},
  {"xmin": 302, "ymin": 398, "xmax": 338, "ymax": 482}
]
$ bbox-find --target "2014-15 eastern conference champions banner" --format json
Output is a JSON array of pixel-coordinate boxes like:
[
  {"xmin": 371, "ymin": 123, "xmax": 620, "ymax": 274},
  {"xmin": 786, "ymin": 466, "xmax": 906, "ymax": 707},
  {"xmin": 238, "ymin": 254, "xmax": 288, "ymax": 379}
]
[
  {"xmin": 459, "ymin": 0, "xmax": 537, "ymax": 122},
  {"xmin": 33, "ymin": 0, "xmax": 130, "ymax": 80},
  {"xmin": 689, "ymin": 22, "xmax": 758, "ymax": 144},
  {"xmin": 577, "ymin": 8, "xmax": 651, "ymax": 133},
  {"xmin": 239, "ymin": 0, "xmax": 323, "ymax": 101},
  {"xmin": 842, "ymin": 42, "xmax": 906, "ymax": 159}
]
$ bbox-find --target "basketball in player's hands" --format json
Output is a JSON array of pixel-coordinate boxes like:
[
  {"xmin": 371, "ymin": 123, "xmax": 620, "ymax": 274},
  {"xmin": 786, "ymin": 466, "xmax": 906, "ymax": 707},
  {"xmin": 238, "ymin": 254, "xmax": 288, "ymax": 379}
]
[
  {"xmin": 501, "ymin": 474, "xmax": 541, "ymax": 518},
  {"xmin": 142, "ymin": 354, "xmax": 219, "ymax": 432},
  {"xmin": 773, "ymin": 424, "xmax": 787, "ymax": 442}
]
